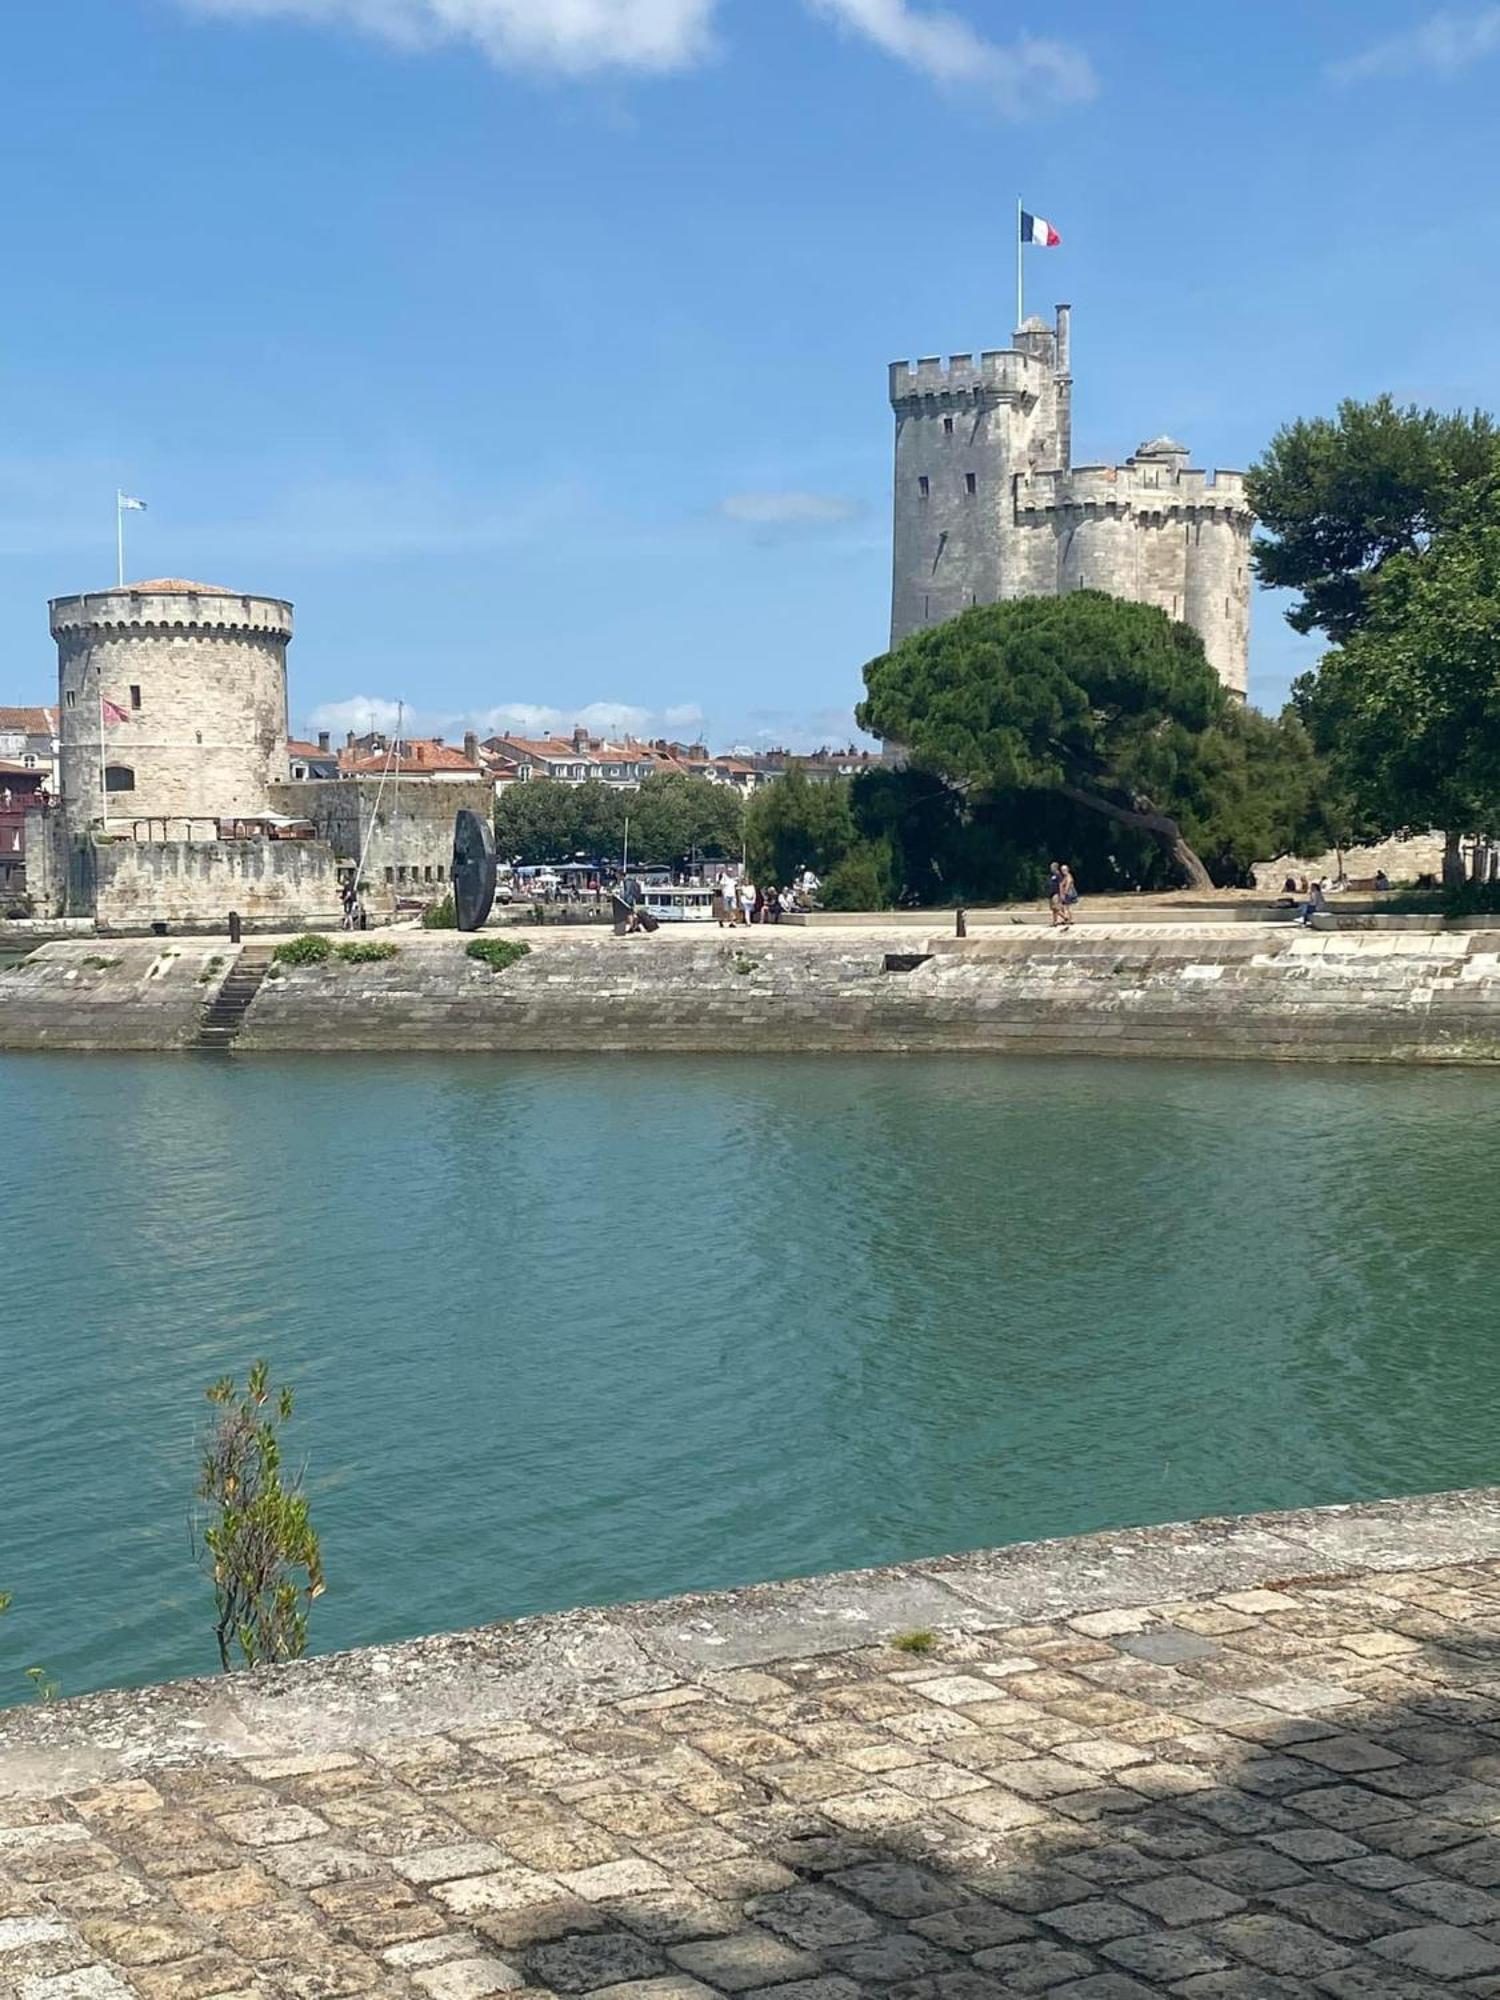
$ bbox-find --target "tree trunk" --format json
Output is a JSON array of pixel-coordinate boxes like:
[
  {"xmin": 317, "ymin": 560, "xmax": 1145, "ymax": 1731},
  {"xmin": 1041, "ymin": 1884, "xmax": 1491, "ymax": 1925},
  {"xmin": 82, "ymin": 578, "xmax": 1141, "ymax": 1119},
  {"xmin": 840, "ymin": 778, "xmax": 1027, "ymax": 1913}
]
[{"xmin": 1056, "ymin": 782, "xmax": 1215, "ymax": 891}]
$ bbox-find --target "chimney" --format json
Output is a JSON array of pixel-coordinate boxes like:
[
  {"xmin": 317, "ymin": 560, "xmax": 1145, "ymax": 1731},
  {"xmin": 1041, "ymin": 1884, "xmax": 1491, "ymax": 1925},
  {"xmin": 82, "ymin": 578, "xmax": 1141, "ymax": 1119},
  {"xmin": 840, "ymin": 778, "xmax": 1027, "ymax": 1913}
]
[
  {"xmin": 345, "ymin": 730, "xmax": 355, "ymax": 749},
  {"xmin": 463, "ymin": 730, "xmax": 478, "ymax": 763},
  {"xmin": 573, "ymin": 724, "xmax": 589, "ymax": 753},
  {"xmin": 317, "ymin": 731, "xmax": 330, "ymax": 752},
  {"xmin": 432, "ymin": 735, "xmax": 444, "ymax": 748}
]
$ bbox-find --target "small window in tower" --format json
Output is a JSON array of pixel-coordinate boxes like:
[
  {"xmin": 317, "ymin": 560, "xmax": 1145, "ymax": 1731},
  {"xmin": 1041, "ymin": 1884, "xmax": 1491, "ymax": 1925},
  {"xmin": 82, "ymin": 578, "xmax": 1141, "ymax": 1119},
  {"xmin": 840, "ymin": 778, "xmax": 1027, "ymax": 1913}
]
[
  {"xmin": 918, "ymin": 476, "xmax": 930, "ymax": 499},
  {"xmin": 923, "ymin": 594, "xmax": 930, "ymax": 620},
  {"xmin": 943, "ymin": 417, "xmax": 954, "ymax": 436},
  {"xmin": 104, "ymin": 764, "xmax": 135, "ymax": 794},
  {"xmin": 66, "ymin": 690, "xmax": 77, "ymax": 709},
  {"xmin": 129, "ymin": 685, "xmax": 141, "ymax": 711},
  {"xmin": 1225, "ymin": 598, "xmax": 1230, "ymax": 618},
  {"xmin": 965, "ymin": 473, "xmax": 977, "ymax": 496}
]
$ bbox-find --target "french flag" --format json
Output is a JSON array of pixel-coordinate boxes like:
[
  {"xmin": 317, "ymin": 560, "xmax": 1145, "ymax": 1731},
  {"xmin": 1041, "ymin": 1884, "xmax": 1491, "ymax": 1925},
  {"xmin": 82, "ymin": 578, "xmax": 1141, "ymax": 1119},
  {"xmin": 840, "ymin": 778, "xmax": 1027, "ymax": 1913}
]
[{"xmin": 1020, "ymin": 210, "xmax": 1061, "ymax": 247}]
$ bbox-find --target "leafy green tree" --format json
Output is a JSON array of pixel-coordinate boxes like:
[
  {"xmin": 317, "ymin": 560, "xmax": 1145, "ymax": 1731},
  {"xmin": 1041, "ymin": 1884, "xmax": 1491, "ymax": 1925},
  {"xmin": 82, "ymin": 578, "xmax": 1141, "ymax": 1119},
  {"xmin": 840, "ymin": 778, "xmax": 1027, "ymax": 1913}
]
[
  {"xmin": 196, "ymin": 1362, "xmax": 324, "ymax": 1673},
  {"xmin": 1293, "ymin": 493, "xmax": 1500, "ymax": 848},
  {"xmin": 495, "ymin": 779, "xmax": 625, "ymax": 864},
  {"xmin": 744, "ymin": 766, "xmax": 859, "ymax": 887},
  {"xmin": 625, "ymin": 773, "xmax": 742, "ymax": 867},
  {"xmin": 1248, "ymin": 396, "xmax": 1500, "ymax": 643},
  {"xmin": 858, "ymin": 594, "xmax": 1236, "ymax": 888}
]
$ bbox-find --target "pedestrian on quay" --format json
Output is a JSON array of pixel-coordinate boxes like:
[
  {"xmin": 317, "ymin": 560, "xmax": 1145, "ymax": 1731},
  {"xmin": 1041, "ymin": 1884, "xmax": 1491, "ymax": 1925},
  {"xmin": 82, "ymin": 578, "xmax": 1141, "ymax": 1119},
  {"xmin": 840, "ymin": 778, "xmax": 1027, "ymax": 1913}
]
[
  {"xmin": 1058, "ymin": 863, "xmax": 1078, "ymax": 928},
  {"xmin": 1047, "ymin": 859, "xmax": 1065, "ymax": 927},
  {"xmin": 739, "ymin": 877, "xmax": 756, "ymax": 926}
]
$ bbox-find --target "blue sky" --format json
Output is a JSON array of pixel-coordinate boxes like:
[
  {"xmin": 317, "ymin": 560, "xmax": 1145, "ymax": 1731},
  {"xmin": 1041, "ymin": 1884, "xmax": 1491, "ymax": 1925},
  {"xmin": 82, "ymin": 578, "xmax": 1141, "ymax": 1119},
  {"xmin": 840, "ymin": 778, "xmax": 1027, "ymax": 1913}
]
[{"xmin": 4, "ymin": 0, "xmax": 1499, "ymax": 747}]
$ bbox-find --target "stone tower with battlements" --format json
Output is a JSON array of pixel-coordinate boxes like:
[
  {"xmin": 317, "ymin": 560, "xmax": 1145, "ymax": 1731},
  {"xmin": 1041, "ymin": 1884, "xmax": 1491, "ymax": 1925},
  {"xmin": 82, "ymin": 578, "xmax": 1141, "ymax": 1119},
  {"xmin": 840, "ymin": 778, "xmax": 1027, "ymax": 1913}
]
[
  {"xmin": 889, "ymin": 307, "xmax": 1252, "ymax": 695},
  {"xmin": 50, "ymin": 579, "xmax": 293, "ymax": 830}
]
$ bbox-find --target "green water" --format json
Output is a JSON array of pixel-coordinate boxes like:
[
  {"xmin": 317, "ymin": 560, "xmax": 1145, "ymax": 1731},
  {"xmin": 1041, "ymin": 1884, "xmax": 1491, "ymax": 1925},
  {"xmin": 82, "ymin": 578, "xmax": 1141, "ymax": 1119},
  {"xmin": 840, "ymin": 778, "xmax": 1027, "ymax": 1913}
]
[{"xmin": 1, "ymin": 1051, "xmax": 1495, "ymax": 1701}]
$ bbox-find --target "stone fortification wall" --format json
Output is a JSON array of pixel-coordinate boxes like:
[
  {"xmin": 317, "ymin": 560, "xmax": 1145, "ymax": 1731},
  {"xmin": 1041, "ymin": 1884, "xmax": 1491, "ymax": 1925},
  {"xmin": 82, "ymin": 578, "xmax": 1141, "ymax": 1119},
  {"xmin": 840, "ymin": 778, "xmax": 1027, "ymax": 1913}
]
[
  {"xmin": 1252, "ymin": 831, "xmax": 1446, "ymax": 890},
  {"xmin": 93, "ymin": 838, "xmax": 342, "ymax": 930},
  {"xmin": 50, "ymin": 585, "xmax": 292, "ymax": 828},
  {"xmin": 269, "ymin": 777, "xmax": 493, "ymax": 910},
  {"xmin": 11, "ymin": 927, "xmax": 1500, "ymax": 1060}
]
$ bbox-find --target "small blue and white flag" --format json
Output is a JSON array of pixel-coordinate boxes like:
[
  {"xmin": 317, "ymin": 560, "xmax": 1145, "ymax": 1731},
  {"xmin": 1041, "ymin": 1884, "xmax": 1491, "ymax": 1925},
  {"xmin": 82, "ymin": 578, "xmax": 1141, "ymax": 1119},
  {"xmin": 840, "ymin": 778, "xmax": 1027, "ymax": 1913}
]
[{"xmin": 118, "ymin": 493, "xmax": 148, "ymax": 512}]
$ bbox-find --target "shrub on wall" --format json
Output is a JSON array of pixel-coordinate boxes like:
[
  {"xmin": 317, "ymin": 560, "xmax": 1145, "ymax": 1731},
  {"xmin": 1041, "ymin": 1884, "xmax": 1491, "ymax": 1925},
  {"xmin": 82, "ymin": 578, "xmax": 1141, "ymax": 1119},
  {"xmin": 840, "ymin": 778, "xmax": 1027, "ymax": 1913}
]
[
  {"xmin": 421, "ymin": 895, "xmax": 457, "ymax": 929},
  {"xmin": 336, "ymin": 939, "xmax": 398, "ymax": 964},
  {"xmin": 273, "ymin": 933, "xmax": 332, "ymax": 966},
  {"xmin": 465, "ymin": 937, "xmax": 531, "ymax": 973}
]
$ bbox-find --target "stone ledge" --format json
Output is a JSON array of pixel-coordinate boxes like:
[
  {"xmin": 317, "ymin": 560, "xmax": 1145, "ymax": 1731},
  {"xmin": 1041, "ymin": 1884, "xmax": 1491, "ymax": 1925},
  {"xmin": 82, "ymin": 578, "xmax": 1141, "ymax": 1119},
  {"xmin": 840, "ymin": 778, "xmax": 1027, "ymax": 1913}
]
[{"xmin": 5, "ymin": 1486, "xmax": 1499, "ymax": 1795}]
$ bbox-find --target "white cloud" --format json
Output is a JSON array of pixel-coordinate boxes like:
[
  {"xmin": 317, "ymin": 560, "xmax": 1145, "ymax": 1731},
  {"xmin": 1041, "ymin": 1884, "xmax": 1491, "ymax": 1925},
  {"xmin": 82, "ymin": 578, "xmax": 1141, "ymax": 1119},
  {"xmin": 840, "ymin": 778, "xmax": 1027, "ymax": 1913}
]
[
  {"xmin": 805, "ymin": 0, "xmax": 1096, "ymax": 111},
  {"xmin": 304, "ymin": 695, "xmax": 708, "ymax": 742},
  {"xmin": 720, "ymin": 490, "xmax": 860, "ymax": 527},
  {"xmin": 1329, "ymin": 5, "xmax": 1500, "ymax": 81},
  {"xmin": 179, "ymin": 0, "xmax": 718, "ymax": 74}
]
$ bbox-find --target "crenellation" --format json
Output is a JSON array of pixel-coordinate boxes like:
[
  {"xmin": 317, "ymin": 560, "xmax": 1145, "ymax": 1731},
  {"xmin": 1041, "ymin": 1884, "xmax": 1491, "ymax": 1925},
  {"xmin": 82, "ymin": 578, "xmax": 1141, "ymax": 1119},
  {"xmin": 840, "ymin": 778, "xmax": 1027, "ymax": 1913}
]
[{"xmin": 890, "ymin": 308, "xmax": 1253, "ymax": 694}]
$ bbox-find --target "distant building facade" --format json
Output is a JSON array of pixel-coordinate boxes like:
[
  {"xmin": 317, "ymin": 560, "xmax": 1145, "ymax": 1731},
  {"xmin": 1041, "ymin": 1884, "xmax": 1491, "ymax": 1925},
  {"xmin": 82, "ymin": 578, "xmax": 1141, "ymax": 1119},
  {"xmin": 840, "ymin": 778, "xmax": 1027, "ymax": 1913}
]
[{"xmin": 889, "ymin": 307, "xmax": 1252, "ymax": 695}]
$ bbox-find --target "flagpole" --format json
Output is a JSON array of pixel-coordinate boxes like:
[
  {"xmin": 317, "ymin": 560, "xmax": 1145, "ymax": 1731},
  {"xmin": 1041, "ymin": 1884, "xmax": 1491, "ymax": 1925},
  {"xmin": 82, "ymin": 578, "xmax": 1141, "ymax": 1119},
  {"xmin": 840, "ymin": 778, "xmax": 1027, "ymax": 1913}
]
[
  {"xmin": 1016, "ymin": 195, "xmax": 1024, "ymax": 333},
  {"xmin": 116, "ymin": 492, "xmax": 124, "ymax": 589},
  {"xmin": 98, "ymin": 691, "xmax": 108, "ymax": 833}
]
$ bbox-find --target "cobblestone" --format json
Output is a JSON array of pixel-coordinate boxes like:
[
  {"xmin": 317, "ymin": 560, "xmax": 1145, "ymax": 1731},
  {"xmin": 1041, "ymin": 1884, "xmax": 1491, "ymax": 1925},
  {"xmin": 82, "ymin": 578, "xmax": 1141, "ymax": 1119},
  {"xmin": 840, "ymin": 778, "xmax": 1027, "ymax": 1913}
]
[{"xmin": 17, "ymin": 1537, "xmax": 1500, "ymax": 1993}]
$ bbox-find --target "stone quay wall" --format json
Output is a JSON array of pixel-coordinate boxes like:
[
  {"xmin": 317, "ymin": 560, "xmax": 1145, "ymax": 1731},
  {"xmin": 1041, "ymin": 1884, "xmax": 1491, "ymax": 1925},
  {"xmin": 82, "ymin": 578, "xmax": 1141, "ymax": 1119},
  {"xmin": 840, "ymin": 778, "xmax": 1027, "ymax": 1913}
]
[
  {"xmin": 10, "ymin": 924, "xmax": 1500, "ymax": 1058},
  {"xmin": 8, "ymin": 1488, "xmax": 1500, "ymax": 1997}
]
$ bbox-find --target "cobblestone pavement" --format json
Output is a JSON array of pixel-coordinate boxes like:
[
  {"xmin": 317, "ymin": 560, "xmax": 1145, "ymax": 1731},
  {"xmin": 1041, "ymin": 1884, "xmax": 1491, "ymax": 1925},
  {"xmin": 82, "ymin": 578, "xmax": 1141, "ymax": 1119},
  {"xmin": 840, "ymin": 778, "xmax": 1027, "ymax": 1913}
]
[{"xmin": 15, "ymin": 1560, "xmax": 1500, "ymax": 1997}]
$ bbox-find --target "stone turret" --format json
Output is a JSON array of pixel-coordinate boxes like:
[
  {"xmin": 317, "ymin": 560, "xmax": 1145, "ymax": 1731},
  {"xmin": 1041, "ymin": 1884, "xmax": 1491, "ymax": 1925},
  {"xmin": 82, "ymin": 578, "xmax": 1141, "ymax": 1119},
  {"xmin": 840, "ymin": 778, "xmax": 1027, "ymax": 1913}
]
[
  {"xmin": 50, "ymin": 579, "xmax": 293, "ymax": 828},
  {"xmin": 889, "ymin": 311, "xmax": 1253, "ymax": 695}
]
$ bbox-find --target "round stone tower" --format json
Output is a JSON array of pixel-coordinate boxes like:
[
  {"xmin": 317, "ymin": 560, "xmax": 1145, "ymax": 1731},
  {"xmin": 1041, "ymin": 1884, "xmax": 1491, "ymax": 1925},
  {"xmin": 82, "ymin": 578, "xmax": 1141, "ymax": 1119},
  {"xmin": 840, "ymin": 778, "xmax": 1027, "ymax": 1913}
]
[{"xmin": 49, "ymin": 579, "xmax": 293, "ymax": 828}]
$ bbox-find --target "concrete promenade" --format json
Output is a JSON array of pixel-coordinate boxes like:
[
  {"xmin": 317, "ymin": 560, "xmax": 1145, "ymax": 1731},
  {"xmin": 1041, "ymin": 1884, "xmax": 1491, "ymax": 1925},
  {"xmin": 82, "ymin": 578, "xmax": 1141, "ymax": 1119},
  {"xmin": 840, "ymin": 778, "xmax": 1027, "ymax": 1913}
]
[{"xmin": 11, "ymin": 1492, "xmax": 1500, "ymax": 1994}]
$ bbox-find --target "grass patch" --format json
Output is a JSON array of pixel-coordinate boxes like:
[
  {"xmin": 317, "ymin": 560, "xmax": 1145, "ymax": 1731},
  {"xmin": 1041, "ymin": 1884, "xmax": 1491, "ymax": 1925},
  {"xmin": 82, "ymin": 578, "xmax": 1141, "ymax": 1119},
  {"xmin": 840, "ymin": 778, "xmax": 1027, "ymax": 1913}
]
[
  {"xmin": 732, "ymin": 952, "xmax": 755, "ymax": 976},
  {"xmin": 465, "ymin": 937, "xmax": 531, "ymax": 973},
  {"xmin": 421, "ymin": 895, "xmax": 457, "ymax": 929},
  {"xmin": 336, "ymin": 939, "xmax": 398, "ymax": 964},
  {"xmin": 80, "ymin": 955, "xmax": 120, "ymax": 970},
  {"xmin": 197, "ymin": 955, "xmax": 225, "ymax": 984},
  {"xmin": 890, "ymin": 1629, "xmax": 938, "ymax": 1655},
  {"xmin": 272, "ymin": 934, "xmax": 332, "ymax": 967}
]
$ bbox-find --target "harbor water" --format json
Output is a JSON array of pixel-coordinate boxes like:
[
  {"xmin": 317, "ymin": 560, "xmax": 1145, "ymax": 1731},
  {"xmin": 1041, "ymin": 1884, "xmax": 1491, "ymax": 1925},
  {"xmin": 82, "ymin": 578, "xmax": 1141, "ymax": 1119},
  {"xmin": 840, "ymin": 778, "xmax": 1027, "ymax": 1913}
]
[{"xmin": 1, "ymin": 1050, "xmax": 1494, "ymax": 1700}]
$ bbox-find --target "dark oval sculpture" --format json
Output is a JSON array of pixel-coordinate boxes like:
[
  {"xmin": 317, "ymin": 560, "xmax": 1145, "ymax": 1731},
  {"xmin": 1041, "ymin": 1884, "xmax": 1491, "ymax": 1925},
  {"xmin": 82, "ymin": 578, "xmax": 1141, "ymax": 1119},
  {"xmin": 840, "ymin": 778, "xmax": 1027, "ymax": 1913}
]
[{"xmin": 451, "ymin": 808, "xmax": 497, "ymax": 932}]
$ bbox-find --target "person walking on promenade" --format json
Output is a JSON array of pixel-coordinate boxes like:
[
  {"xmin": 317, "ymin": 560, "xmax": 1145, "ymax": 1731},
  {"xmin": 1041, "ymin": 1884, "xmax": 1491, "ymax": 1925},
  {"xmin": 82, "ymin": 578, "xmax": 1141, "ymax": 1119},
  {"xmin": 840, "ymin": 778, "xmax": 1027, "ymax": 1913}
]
[
  {"xmin": 739, "ymin": 877, "xmax": 756, "ymax": 927},
  {"xmin": 1058, "ymin": 862, "xmax": 1078, "ymax": 929},
  {"xmin": 1047, "ymin": 860, "xmax": 1065, "ymax": 928},
  {"xmin": 713, "ymin": 875, "xmax": 731, "ymax": 927}
]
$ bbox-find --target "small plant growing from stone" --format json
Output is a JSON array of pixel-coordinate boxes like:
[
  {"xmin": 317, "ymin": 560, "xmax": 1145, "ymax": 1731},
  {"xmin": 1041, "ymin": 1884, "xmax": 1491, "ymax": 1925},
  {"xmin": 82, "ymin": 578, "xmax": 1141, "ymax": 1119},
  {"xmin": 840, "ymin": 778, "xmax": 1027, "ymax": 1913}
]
[
  {"xmin": 195, "ymin": 1361, "xmax": 325, "ymax": 1673},
  {"xmin": 336, "ymin": 939, "xmax": 398, "ymax": 964},
  {"xmin": 465, "ymin": 937, "xmax": 531, "ymax": 973},
  {"xmin": 198, "ymin": 955, "xmax": 225, "ymax": 984},
  {"xmin": 1, "ymin": 1591, "xmax": 59, "ymax": 1701},
  {"xmin": 80, "ymin": 955, "xmax": 120, "ymax": 970},
  {"xmin": 272, "ymin": 933, "xmax": 332, "ymax": 967},
  {"xmin": 732, "ymin": 951, "xmax": 755, "ymax": 976},
  {"xmin": 421, "ymin": 894, "xmax": 458, "ymax": 929},
  {"xmin": 891, "ymin": 1628, "xmax": 938, "ymax": 1655}
]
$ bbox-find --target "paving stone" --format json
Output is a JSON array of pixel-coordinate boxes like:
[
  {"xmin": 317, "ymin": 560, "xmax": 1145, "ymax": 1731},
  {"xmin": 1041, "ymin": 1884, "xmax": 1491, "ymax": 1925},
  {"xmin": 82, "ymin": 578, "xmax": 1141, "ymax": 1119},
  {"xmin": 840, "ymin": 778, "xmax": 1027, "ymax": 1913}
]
[
  {"xmin": 743, "ymin": 1885, "xmax": 878, "ymax": 1948},
  {"xmin": 1117, "ymin": 1873, "xmax": 1246, "ymax": 1927},
  {"xmin": 1098, "ymin": 1928, "xmax": 1233, "ymax": 1981},
  {"xmin": 969, "ymin": 1937, "xmax": 1098, "ymax": 1990},
  {"xmin": 823, "ymin": 1930, "xmax": 952, "ymax": 1981},
  {"xmin": 667, "ymin": 1928, "xmax": 820, "ymax": 1991},
  {"xmin": 908, "ymin": 1903, "xmax": 1035, "ymax": 1952},
  {"xmin": 411, "ymin": 1958, "xmax": 527, "ymax": 1998},
  {"xmin": 825, "ymin": 1859, "xmax": 965, "ymax": 1917},
  {"xmin": 1207, "ymin": 1911, "xmax": 1356, "ymax": 1974},
  {"xmin": 1039, "ymin": 1898, "xmax": 1146, "ymax": 1944},
  {"xmin": 530, "ymin": 1933, "xmax": 668, "ymax": 1992},
  {"xmin": 1370, "ymin": 1923, "xmax": 1500, "ymax": 1976}
]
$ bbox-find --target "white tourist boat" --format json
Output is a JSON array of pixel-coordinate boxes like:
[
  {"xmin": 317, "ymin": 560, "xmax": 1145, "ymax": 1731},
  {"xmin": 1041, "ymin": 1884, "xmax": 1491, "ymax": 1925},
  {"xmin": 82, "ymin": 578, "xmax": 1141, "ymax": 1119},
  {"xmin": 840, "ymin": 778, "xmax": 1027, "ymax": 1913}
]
[{"xmin": 636, "ymin": 881, "xmax": 716, "ymax": 923}]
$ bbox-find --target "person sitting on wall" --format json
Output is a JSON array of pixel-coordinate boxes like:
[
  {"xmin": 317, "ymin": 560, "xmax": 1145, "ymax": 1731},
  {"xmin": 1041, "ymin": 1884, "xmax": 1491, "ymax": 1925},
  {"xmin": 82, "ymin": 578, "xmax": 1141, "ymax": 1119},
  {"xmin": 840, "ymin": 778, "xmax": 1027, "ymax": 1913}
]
[
  {"xmin": 1297, "ymin": 880, "xmax": 1327, "ymax": 928},
  {"xmin": 1375, "ymin": 869, "xmax": 1391, "ymax": 891}
]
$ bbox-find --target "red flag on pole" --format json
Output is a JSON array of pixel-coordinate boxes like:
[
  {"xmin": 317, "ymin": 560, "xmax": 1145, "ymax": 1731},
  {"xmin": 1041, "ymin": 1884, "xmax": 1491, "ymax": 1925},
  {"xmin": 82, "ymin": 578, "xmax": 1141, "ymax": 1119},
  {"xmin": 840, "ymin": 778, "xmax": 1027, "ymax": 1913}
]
[{"xmin": 101, "ymin": 698, "xmax": 130, "ymax": 724}]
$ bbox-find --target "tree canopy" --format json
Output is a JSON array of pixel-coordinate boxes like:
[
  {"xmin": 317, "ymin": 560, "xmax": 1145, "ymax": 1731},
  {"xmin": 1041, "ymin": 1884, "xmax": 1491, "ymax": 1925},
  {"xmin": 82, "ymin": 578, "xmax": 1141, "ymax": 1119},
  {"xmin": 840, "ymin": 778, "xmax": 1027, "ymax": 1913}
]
[
  {"xmin": 857, "ymin": 592, "xmax": 1240, "ymax": 888},
  {"xmin": 1247, "ymin": 395, "xmax": 1500, "ymax": 644},
  {"xmin": 1293, "ymin": 488, "xmax": 1500, "ymax": 841},
  {"xmin": 494, "ymin": 773, "xmax": 742, "ymax": 868}
]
